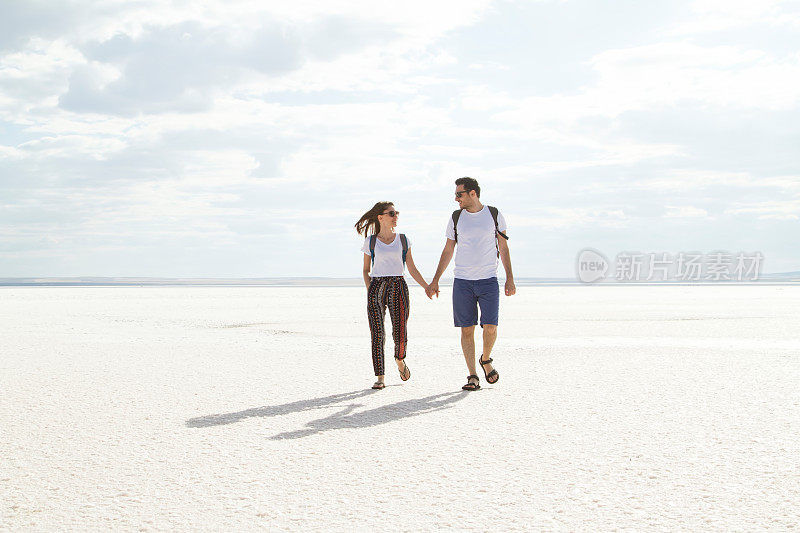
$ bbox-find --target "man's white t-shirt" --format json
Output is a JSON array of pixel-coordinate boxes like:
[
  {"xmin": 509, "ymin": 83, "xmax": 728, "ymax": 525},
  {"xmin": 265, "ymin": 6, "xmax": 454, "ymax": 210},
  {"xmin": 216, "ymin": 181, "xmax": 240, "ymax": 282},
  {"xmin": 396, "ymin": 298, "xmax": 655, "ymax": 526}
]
[
  {"xmin": 445, "ymin": 206, "xmax": 507, "ymax": 280},
  {"xmin": 361, "ymin": 234, "xmax": 410, "ymax": 277}
]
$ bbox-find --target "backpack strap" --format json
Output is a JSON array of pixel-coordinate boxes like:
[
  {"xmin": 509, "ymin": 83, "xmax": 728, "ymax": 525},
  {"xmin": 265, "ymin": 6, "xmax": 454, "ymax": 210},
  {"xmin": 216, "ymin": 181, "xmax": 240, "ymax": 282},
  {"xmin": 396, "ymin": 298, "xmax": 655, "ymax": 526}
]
[
  {"xmin": 487, "ymin": 206, "xmax": 508, "ymax": 258},
  {"xmin": 487, "ymin": 206, "xmax": 508, "ymax": 241},
  {"xmin": 371, "ymin": 234, "xmax": 408, "ymax": 265},
  {"xmin": 399, "ymin": 234, "xmax": 408, "ymax": 264},
  {"xmin": 451, "ymin": 209, "xmax": 462, "ymax": 242},
  {"xmin": 369, "ymin": 235, "xmax": 377, "ymax": 265}
]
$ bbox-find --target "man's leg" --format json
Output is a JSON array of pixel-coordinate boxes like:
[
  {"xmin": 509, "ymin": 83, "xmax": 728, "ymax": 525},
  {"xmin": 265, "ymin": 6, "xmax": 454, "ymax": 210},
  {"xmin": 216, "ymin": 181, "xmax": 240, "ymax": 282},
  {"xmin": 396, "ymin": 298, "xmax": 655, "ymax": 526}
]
[
  {"xmin": 453, "ymin": 278, "xmax": 479, "ymax": 387},
  {"xmin": 482, "ymin": 324, "xmax": 497, "ymax": 358},
  {"xmin": 461, "ymin": 325, "xmax": 477, "ymax": 377},
  {"xmin": 481, "ymin": 324, "xmax": 498, "ymax": 376},
  {"xmin": 477, "ymin": 278, "xmax": 500, "ymax": 382}
]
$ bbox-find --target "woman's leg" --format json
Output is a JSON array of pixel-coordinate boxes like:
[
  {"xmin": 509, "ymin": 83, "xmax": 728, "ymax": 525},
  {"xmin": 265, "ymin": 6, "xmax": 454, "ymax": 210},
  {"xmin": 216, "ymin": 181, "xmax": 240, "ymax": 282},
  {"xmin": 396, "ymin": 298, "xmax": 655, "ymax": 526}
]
[
  {"xmin": 367, "ymin": 278, "xmax": 388, "ymax": 377},
  {"xmin": 388, "ymin": 277, "xmax": 410, "ymax": 363}
]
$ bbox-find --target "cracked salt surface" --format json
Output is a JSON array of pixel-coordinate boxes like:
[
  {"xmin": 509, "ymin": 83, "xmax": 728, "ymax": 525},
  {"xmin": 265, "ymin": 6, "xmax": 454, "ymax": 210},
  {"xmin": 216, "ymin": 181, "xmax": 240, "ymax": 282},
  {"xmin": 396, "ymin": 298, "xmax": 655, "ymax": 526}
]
[{"xmin": 1, "ymin": 286, "xmax": 799, "ymax": 531}]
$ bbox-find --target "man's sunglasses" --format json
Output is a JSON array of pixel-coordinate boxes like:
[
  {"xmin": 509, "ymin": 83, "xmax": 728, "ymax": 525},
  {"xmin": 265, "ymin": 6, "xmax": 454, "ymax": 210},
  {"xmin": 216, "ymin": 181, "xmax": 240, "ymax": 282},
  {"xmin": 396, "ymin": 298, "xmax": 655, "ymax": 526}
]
[
  {"xmin": 455, "ymin": 191, "xmax": 469, "ymax": 198},
  {"xmin": 382, "ymin": 210, "xmax": 400, "ymax": 217}
]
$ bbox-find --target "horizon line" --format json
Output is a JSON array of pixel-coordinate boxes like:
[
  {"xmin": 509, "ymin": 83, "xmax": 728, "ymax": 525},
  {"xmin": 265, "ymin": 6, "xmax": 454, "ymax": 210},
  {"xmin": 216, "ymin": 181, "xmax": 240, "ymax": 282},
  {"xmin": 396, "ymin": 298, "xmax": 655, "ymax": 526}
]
[{"xmin": 1, "ymin": 273, "xmax": 799, "ymax": 287}]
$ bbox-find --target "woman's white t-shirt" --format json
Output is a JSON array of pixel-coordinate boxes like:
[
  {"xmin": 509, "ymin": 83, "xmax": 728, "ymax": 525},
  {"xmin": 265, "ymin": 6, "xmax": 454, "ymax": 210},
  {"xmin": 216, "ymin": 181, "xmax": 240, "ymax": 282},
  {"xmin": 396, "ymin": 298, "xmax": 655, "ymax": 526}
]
[{"xmin": 361, "ymin": 234, "xmax": 410, "ymax": 277}]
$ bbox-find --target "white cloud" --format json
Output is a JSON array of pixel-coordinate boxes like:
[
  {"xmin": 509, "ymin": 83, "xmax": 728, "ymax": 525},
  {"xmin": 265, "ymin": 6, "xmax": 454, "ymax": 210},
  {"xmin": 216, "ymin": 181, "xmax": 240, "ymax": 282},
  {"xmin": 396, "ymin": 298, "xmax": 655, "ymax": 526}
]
[
  {"xmin": 636, "ymin": 171, "xmax": 800, "ymax": 193},
  {"xmin": 671, "ymin": 0, "xmax": 800, "ymax": 35},
  {"xmin": 725, "ymin": 200, "xmax": 800, "ymax": 220},
  {"xmin": 513, "ymin": 208, "xmax": 630, "ymax": 230},
  {"xmin": 498, "ymin": 42, "xmax": 800, "ymax": 129},
  {"xmin": 664, "ymin": 205, "xmax": 709, "ymax": 218},
  {"xmin": 18, "ymin": 134, "xmax": 126, "ymax": 158}
]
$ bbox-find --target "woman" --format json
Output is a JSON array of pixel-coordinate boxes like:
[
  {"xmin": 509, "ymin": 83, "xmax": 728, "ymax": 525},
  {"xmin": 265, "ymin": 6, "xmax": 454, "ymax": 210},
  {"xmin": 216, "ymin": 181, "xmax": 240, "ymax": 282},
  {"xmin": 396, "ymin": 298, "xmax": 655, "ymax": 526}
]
[{"xmin": 355, "ymin": 202, "xmax": 430, "ymax": 390}]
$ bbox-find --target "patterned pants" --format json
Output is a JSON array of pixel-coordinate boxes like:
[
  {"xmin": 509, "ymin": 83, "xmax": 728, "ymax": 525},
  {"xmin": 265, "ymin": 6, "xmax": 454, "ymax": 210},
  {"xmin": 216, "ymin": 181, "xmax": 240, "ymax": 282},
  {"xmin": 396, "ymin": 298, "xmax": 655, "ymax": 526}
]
[{"xmin": 367, "ymin": 276, "xmax": 410, "ymax": 376}]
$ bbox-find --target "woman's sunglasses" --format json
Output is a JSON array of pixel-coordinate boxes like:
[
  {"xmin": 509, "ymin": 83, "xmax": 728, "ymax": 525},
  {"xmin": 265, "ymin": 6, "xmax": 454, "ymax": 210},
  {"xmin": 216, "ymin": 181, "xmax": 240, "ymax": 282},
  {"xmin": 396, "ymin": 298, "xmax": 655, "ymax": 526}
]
[{"xmin": 382, "ymin": 210, "xmax": 400, "ymax": 217}]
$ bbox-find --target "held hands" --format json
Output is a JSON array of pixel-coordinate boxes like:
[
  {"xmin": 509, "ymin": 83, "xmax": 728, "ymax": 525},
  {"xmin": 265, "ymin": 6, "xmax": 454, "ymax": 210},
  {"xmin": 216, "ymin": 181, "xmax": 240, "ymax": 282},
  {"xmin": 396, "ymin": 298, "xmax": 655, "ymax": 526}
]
[
  {"xmin": 426, "ymin": 280, "xmax": 440, "ymax": 299},
  {"xmin": 505, "ymin": 278, "xmax": 516, "ymax": 296}
]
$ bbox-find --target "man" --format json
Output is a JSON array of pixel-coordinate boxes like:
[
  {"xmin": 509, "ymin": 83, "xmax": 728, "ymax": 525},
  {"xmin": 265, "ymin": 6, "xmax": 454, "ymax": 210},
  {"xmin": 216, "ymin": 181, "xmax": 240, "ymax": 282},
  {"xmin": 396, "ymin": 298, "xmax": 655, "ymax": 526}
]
[{"xmin": 427, "ymin": 177, "xmax": 515, "ymax": 391}]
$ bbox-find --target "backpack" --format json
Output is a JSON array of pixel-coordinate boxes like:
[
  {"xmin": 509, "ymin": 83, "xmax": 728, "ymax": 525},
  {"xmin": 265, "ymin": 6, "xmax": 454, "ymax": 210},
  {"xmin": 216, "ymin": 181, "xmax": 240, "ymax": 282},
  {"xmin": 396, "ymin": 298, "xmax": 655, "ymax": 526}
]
[
  {"xmin": 451, "ymin": 205, "xmax": 508, "ymax": 257},
  {"xmin": 369, "ymin": 234, "xmax": 408, "ymax": 265}
]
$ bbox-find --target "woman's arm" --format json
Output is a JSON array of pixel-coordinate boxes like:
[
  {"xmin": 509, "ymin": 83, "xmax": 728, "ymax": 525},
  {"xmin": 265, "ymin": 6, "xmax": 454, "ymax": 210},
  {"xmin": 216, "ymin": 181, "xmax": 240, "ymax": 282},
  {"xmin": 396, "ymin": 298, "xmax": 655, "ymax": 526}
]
[
  {"xmin": 362, "ymin": 253, "xmax": 372, "ymax": 289},
  {"xmin": 404, "ymin": 250, "xmax": 429, "ymax": 292},
  {"xmin": 428, "ymin": 238, "xmax": 456, "ymax": 298}
]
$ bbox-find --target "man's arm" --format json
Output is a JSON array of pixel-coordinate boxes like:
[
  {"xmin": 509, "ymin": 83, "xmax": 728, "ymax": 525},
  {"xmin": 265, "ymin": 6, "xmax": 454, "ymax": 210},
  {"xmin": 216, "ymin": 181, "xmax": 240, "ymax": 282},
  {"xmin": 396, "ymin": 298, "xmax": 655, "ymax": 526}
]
[
  {"xmin": 498, "ymin": 232, "xmax": 515, "ymax": 296},
  {"xmin": 428, "ymin": 238, "xmax": 456, "ymax": 298}
]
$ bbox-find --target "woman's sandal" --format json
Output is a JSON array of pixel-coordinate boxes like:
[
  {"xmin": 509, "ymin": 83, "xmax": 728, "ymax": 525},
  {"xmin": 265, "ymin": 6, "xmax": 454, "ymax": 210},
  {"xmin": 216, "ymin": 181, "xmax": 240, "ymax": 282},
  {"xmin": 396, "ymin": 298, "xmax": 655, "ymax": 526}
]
[
  {"xmin": 479, "ymin": 355, "xmax": 499, "ymax": 384},
  {"xmin": 396, "ymin": 356, "xmax": 411, "ymax": 381},
  {"xmin": 372, "ymin": 381, "xmax": 385, "ymax": 390},
  {"xmin": 462, "ymin": 375, "xmax": 481, "ymax": 391}
]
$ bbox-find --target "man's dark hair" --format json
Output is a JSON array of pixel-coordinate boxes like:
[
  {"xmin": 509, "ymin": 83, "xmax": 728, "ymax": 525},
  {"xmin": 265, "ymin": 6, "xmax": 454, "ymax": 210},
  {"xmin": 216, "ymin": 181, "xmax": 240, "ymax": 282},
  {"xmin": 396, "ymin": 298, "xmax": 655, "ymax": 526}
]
[{"xmin": 455, "ymin": 176, "xmax": 480, "ymax": 198}]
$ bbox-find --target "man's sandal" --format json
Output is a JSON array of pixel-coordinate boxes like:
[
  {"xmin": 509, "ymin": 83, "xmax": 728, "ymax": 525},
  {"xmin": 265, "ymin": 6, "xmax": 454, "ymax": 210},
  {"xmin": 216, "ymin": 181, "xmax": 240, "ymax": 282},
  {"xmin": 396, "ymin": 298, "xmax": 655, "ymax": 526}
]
[
  {"xmin": 396, "ymin": 357, "xmax": 411, "ymax": 381},
  {"xmin": 372, "ymin": 381, "xmax": 385, "ymax": 390},
  {"xmin": 462, "ymin": 375, "xmax": 481, "ymax": 391},
  {"xmin": 479, "ymin": 355, "xmax": 499, "ymax": 384}
]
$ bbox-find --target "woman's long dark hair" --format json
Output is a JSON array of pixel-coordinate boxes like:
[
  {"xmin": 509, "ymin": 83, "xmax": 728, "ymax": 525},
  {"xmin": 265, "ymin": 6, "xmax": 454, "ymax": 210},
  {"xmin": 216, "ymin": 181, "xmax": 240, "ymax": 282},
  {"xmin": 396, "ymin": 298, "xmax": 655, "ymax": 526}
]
[{"xmin": 355, "ymin": 201, "xmax": 393, "ymax": 237}]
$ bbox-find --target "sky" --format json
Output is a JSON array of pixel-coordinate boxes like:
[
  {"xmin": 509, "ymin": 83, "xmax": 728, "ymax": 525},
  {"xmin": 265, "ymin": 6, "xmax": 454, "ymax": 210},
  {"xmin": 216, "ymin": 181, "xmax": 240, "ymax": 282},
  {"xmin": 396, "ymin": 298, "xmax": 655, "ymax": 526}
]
[{"xmin": 1, "ymin": 0, "xmax": 798, "ymax": 278}]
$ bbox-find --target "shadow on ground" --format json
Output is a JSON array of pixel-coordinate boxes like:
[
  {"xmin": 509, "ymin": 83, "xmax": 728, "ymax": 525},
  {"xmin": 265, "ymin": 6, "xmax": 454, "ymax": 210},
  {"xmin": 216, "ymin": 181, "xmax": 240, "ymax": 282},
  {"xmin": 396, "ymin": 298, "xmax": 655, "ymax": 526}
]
[
  {"xmin": 186, "ymin": 390, "xmax": 467, "ymax": 439},
  {"xmin": 270, "ymin": 391, "xmax": 466, "ymax": 440},
  {"xmin": 185, "ymin": 390, "xmax": 378, "ymax": 428}
]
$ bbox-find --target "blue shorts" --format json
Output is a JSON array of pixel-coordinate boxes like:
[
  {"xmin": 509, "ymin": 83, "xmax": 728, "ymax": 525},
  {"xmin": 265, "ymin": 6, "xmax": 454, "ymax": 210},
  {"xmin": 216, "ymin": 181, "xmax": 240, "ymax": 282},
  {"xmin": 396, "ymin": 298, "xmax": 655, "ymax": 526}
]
[{"xmin": 452, "ymin": 277, "xmax": 499, "ymax": 328}]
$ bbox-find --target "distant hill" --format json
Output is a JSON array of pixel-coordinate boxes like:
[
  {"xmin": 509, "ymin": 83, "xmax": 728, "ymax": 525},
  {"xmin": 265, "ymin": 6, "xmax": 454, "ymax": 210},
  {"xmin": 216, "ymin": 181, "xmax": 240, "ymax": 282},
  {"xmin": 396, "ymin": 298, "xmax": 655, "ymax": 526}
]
[
  {"xmin": 757, "ymin": 271, "xmax": 800, "ymax": 282},
  {"xmin": 0, "ymin": 277, "xmax": 574, "ymax": 287},
  {"xmin": 0, "ymin": 277, "xmax": 366, "ymax": 287}
]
